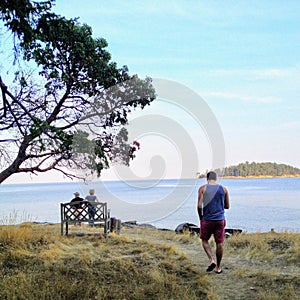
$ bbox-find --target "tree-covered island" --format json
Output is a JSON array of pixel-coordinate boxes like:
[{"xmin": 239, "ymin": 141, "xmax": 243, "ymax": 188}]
[{"xmin": 197, "ymin": 162, "xmax": 300, "ymax": 178}]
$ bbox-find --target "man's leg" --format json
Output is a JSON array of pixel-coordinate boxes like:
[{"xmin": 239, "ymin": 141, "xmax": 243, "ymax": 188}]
[
  {"xmin": 200, "ymin": 220, "xmax": 216, "ymax": 271},
  {"xmin": 215, "ymin": 243, "xmax": 223, "ymax": 272},
  {"xmin": 202, "ymin": 239, "xmax": 216, "ymax": 265},
  {"xmin": 214, "ymin": 220, "xmax": 226, "ymax": 273}
]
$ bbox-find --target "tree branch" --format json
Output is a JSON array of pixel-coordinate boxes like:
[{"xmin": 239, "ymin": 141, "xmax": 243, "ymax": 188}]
[
  {"xmin": 17, "ymin": 156, "xmax": 63, "ymax": 173},
  {"xmin": 1, "ymin": 78, "xmax": 37, "ymax": 122},
  {"xmin": 0, "ymin": 76, "xmax": 8, "ymax": 118}
]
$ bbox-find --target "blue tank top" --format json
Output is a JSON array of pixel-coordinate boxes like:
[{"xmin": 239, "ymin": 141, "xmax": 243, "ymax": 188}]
[{"xmin": 202, "ymin": 184, "xmax": 225, "ymax": 221}]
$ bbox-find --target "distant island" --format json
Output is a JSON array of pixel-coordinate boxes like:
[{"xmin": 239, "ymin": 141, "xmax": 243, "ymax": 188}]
[{"xmin": 197, "ymin": 162, "xmax": 300, "ymax": 178}]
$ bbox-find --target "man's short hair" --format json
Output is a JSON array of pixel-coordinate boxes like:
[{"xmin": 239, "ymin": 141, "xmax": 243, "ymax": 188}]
[{"xmin": 207, "ymin": 171, "xmax": 217, "ymax": 181}]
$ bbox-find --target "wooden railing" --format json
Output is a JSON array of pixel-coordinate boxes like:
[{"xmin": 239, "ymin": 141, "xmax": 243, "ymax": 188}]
[{"xmin": 60, "ymin": 201, "xmax": 111, "ymax": 236}]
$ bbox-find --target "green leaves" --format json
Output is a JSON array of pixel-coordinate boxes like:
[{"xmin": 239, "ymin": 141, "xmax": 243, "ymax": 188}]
[
  {"xmin": 0, "ymin": 0, "xmax": 156, "ymax": 183},
  {"xmin": 0, "ymin": 0, "xmax": 53, "ymax": 44}
]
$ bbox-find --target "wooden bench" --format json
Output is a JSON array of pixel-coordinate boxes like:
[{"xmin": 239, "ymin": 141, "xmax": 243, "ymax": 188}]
[{"xmin": 60, "ymin": 201, "xmax": 111, "ymax": 236}]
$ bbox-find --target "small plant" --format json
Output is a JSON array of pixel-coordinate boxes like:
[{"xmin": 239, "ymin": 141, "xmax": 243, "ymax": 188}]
[{"xmin": 0, "ymin": 210, "xmax": 34, "ymax": 225}]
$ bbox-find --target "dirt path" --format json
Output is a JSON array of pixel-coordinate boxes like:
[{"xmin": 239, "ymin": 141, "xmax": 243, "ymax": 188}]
[
  {"xmin": 127, "ymin": 229, "xmax": 300, "ymax": 300},
  {"xmin": 174, "ymin": 239, "xmax": 257, "ymax": 300},
  {"xmin": 167, "ymin": 237, "xmax": 258, "ymax": 299}
]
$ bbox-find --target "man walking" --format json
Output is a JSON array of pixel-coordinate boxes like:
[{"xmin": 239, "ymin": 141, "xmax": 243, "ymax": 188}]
[{"xmin": 197, "ymin": 171, "xmax": 230, "ymax": 273}]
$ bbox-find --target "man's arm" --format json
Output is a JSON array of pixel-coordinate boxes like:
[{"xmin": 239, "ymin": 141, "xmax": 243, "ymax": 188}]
[
  {"xmin": 223, "ymin": 187, "xmax": 230, "ymax": 209},
  {"xmin": 197, "ymin": 185, "xmax": 206, "ymax": 220}
]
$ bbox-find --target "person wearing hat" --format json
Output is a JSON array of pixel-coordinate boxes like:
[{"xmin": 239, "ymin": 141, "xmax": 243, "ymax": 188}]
[{"xmin": 70, "ymin": 192, "xmax": 84, "ymax": 226}]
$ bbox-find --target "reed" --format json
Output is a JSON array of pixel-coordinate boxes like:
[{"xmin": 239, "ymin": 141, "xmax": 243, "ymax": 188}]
[{"xmin": 0, "ymin": 209, "xmax": 33, "ymax": 225}]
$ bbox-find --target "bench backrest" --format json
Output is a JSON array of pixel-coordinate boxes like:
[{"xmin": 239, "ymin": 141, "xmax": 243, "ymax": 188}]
[{"xmin": 60, "ymin": 201, "xmax": 109, "ymax": 222}]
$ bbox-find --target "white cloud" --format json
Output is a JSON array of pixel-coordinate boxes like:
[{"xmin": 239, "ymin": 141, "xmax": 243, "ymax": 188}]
[
  {"xmin": 279, "ymin": 121, "xmax": 300, "ymax": 129},
  {"xmin": 208, "ymin": 68, "xmax": 293, "ymax": 80},
  {"xmin": 203, "ymin": 91, "xmax": 281, "ymax": 104}
]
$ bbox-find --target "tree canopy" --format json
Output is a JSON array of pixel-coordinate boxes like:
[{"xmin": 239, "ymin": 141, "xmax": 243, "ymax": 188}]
[{"xmin": 0, "ymin": 0, "xmax": 156, "ymax": 183}]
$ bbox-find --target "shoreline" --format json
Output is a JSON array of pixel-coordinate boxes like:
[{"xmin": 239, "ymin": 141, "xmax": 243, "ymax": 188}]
[
  {"xmin": 3, "ymin": 175, "xmax": 300, "ymax": 185},
  {"xmin": 220, "ymin": 174, "xmax": 300, "ymax": 179},
  {"xmin": 30, "ymin": 221, "xmax": 300, "ymax": 234}
]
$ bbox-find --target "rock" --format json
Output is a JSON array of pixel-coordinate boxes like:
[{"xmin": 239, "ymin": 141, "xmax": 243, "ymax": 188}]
[{"xmin": 175, "ymin": 223, "xmax": 199, "ymax": 234}]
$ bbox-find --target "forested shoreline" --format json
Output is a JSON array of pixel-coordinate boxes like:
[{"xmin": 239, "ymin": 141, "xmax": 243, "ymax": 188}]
[{"xmin": 198, "ymin": 162, "xmax": 300, "ymax": 178}]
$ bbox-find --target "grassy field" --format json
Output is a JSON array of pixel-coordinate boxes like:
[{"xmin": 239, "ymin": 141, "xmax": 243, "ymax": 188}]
[{"xmin": 0, "ymin": 223, "xmax": 299, "ymax": 300}]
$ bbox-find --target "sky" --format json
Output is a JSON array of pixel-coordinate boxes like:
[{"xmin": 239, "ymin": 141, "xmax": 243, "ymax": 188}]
[{"xmin": 2, "ymin": 0, "xmax": 300, "ymax": 183}]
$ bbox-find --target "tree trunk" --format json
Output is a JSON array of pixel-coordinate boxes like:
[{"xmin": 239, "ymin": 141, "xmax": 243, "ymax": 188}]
[{"xmin": 0, "ymin": 137, "xmax": 30, "ymax": 183}]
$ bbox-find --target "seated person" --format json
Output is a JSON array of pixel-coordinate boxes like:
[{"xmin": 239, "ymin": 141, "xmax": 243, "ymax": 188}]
[
  {"xmin": 84, "ymin": 189, "xmax": 100, "ymax": 220},
  {"xmin": 70, "ymin": 192, "xmax": 84, "ymax": 225}
]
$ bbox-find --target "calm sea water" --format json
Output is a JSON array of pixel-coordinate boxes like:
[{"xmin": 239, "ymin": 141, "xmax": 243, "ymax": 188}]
[{"xmin": 0, "ymin": 178, "xmax": 300, "ymax": 232}]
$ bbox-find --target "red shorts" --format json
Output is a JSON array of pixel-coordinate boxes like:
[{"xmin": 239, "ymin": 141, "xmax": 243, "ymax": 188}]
[{"xmin": 200, "ymin": 220, "xmax": 226, "ymax": 243}]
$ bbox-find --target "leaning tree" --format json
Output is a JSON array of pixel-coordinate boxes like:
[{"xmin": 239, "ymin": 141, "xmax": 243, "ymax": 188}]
[{"xmin": 0, "ymin": 0, "xmax": 155, "ymax": 183}]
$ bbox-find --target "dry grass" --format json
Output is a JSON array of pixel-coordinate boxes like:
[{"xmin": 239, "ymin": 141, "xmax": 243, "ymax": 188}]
[
  {"xmin": 226, "ymin": 231, "xmax": 300, "ymax": 265},
  {"xmin": 223, "ymin": 231, "xmax": 300, "ymax": 299},
  {"xmin": 0, "ymin": 224, "xmax": 299, "ymax": 299},
  {"xmin": 0, "ymin": 224, "xmax": 213, "ymax": 300},
  {"xmin": 0, "ymin": 210, "xmax": 34, "ymax": 225}
]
